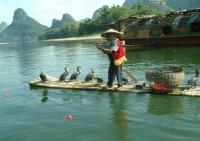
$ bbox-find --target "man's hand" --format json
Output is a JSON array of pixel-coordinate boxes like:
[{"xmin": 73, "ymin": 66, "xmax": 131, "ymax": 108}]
[{"xmin": 95, "ymin": 42, "xmax": 112, "ymax": 54}]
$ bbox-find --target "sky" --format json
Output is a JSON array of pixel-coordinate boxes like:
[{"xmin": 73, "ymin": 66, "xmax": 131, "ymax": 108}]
[{"xmin": 0, "ymin": 0, "xmax": 125, "ymax": 27}]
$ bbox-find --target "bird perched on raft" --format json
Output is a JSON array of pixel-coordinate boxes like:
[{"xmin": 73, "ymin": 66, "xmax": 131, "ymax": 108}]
[
  {"xmin": 85, "ymin": 68, "xmax": 104, "ymax": 83},
  {"xmin": 69, "ymin": 66, "xmax": 81, "ymax": 80},
  {"xmin": 85, "ymin": 68, "xmax": 95, "ymax": 82},
  {"xmin": 93, "ymin": 76, "xmax": 104, "ymax": 83},
  {"xmin": 187, "ymin": 68, "xmax": 199, "ymax": 88},
  {"xmin": 122, "ymin": 76, "xmax": 131, "ymax": 85},
  {"xmin": 59, "ymin": 65, "xmax": 70, "ymax": 81},
  {"xmin": 40, "ymin": 70, "xmax": 47, "ymax": 82}
]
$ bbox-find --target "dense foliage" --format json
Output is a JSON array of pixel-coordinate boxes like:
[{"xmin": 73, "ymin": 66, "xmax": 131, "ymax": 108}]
[
  {"xmin": 51, "ymin": 13, "xmax": 76, "ymax": 29},
  {"xmin": 39, "ymin": 5, "xmax": 163, "ymax": 40},
  {"xmin": 166, "ymin": 0, "xmax": 200, "ymax": 10},
  {"xmin": 123, "ymin": 0, "xmax": 200, "ymax": 10},
  {"xmin": 39, "ymin": 23, "xmax": 79, "ymax": 40}
]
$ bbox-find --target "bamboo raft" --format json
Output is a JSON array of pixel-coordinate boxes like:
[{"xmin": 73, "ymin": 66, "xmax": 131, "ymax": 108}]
[
  {"xmin": 29, "ymin": 78, "xmax": 200, "ymax": 97},
  {"xmin": 29, "ymin": 79, "xmax": 151, "ymax": 93}
]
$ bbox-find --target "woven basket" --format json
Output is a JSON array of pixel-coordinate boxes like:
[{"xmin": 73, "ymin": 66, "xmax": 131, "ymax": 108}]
[{"xmin": 145, "ymin": 66, "xmax": 184, "ymax": 87}]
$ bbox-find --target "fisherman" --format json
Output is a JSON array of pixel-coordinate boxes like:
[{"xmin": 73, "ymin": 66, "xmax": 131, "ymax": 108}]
[{"xmin": 96, "ymin": 29, "xmax": 127, "ymax": 88}]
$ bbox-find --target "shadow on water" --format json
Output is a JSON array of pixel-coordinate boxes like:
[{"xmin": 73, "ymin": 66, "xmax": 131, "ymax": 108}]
[
  {"xmin": 108, "ymin": 93, "xmax": 130, "ymax": 141},
  {"xmin": 147, "ymin": 95, "xmax": 184, "ymax": 116}
]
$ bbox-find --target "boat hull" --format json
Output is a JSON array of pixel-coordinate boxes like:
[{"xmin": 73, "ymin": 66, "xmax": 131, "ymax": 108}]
[{"xmin": 125, "ymin": 35, "xmax": 200, "ymax": 46}]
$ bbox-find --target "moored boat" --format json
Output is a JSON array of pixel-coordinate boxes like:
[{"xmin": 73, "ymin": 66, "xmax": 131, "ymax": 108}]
[{"xmin": 108, "ymin": 8, "xmax": 200, "ymax": 46}]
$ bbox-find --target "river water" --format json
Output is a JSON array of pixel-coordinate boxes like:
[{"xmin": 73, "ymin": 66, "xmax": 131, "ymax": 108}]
[{"xmin": 0, "ymin": 40, "xmax": 200, "ymax": 141}]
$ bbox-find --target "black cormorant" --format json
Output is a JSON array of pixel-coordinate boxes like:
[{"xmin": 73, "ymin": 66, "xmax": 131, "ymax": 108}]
[
  {"xmin": 69, "ymin": 66, "xmax": 81, "ymax": 80},
  {"xmin": 93, "ymin": 76, "xmax": 104, "ymax": 83},
  {"xmin": 85, "ymin": 68, "xmax": 95, "ymax": 82},
  {"xmin": 40, "ymin": 70, "xmax": 47, "ymax": 82},
  {"xmin": 122, "ymin": 76, "xmax": 130, "ymax": 85},
  {"xmin": 59, "ymin": 65, "xmax": 70, "ymax": 81}
]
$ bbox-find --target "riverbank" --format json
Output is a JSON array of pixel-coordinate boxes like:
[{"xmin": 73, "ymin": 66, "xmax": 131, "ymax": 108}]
[
  {"xmin": 0, "ymin": 34, "xmax": 103, "ymax": 44},
  {"xmin": 0, "ymin": 43, "xmax": 8, "ymax": 45},
  {"xmin": 43, "ymin": 34, "xmax": 102, "ymax": 42}
]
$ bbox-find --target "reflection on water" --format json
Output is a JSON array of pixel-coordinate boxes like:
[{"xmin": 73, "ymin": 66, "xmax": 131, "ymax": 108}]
[
  {"xmin": 147, "ymin": 95, "xmax": 183, "ymax": 115},
  {"xmin": 41, "ymin": 89, "xmax": 48, "ymax": 103},
  {"xmin": 109, "ymin": 93, "xmax": 130, "ymax": 141},
  {"xmin": 1, "ymin": 41, "xmax": 200, "ymax": 141}
]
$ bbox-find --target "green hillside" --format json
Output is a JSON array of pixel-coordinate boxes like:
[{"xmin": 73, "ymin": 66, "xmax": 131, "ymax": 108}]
[
  {"xmin": 0, "ymin": 8, "xmax": 47, "ymax": 42},
  {"xmin": 39, "ymin": 5, "xmax": 160, "ymax": 40},
  {"xmin": 0, "ymin": 22, "xmax": 7, "ymax": 33},
  {"xmin": 166, "ymin": 0, "xmax": 200, "ymax": 10},
  {"xmin": 123, "ymin": 0, "xmax": 200, "ymax": 10},
  {"xmin": 123, "ymin": 0, "xmax": 171, "ymax": 11},
  {"xmin": 51, "ymin": 13, "xmax": 76, "ymax": 29}
]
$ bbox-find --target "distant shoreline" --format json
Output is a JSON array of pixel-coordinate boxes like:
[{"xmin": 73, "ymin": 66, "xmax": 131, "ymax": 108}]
[
  {"xmin": 43, "ymin": 34, "xmax": 103, "ymax": 42},
  {"xmin": 0, "ymin": 34, "xmax": 103, "ymax": 44}
]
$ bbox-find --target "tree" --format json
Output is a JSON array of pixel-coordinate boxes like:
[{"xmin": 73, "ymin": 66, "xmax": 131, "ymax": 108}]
[{"xmin": 39, "ymin": 5, "xmax": 161, "ymax": 39}]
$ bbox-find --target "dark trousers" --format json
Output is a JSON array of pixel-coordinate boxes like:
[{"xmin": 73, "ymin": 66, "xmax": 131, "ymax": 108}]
[{"xmin": 107, "ymin": 62, "xmax": 122, "ymax": 87}]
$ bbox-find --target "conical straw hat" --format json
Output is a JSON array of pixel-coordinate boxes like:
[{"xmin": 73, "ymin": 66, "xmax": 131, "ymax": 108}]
[{"xmin": 101, "ymin": 28, "xmax": 123, "ymax": 37}]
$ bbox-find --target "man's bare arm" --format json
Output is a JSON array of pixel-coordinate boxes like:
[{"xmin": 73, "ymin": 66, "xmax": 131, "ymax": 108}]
[{"xmin": 95, "ymin": 43, "xmax": 112, "ymax": 54}]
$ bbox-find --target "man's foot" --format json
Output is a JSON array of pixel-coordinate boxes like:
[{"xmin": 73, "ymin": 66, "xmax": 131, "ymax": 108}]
[
  {"xmin": 107, "ymin": 85, "xmax": 113, "ymax": 88},
  {"xmin": 115, "ymin": 85, "xmax": 123, "ymax": 90},
  {"xmin": 102, "ymin": 85, "xmax": 113, "ymax": 89},
  {"xmin": 106, "ymin": 83, "xmax": 113, "ymax": 88},
  {"xmin": 117, "ymin": 85, "xmax": 123, "ymax": 88}
]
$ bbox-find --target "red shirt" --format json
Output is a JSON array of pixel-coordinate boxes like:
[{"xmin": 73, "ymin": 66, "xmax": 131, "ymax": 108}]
[{"xmin": 112, "ymin": 39, "xmax": 127, "ymax": 66}]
